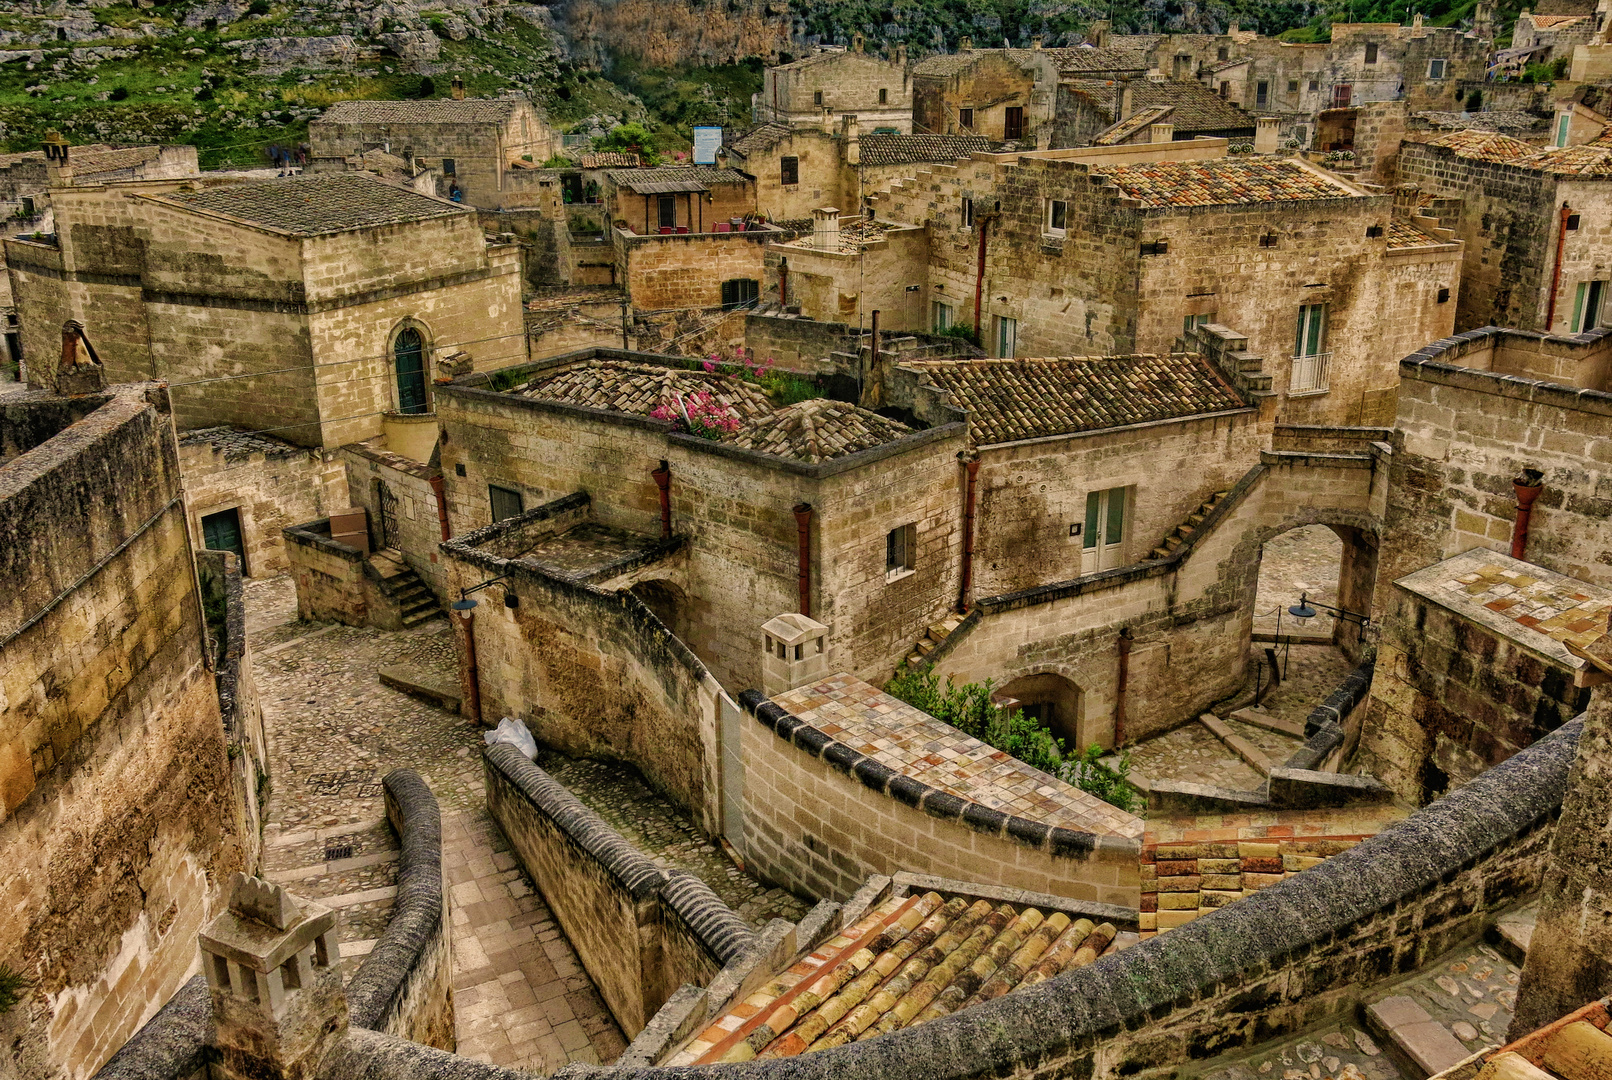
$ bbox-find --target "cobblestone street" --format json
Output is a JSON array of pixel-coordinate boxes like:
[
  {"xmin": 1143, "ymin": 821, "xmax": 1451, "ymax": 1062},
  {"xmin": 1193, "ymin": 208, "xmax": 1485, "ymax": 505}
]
[{"xmin": 245, "ymin": 574, "xmax": 804, "ymax": 1072}]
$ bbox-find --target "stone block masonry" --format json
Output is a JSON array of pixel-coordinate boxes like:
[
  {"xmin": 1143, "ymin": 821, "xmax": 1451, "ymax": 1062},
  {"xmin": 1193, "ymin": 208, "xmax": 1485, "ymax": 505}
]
[{"xmin": 1, "ymin": 383, "xmax": 244, "ymax": 1080}]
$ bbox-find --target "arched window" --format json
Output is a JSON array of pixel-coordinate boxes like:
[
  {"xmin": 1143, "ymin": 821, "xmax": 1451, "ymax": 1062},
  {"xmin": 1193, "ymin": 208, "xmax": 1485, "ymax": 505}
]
[{"xmin": 394, "ymin": 328, "xmax": 427, "ymax": 414}]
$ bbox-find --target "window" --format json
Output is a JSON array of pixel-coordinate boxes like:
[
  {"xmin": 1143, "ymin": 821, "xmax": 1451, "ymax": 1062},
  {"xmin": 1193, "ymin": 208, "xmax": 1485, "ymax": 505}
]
[
  {"xmin": 878, "ymin": 87, "xmax": 888, "ymax": 104},
  {"xmin": 1366, "ymin": 225, "xmax": 1384, "ymax": 238},
  {"xmin": 959, "ymin": 107, "xmax": 974, "ymax": 130},
  {"xmin": 442, "ymin": 158, "xmax": 456, "ymax": 175},
  {"xmin": 813, "ymin": 90, "xmax": 824, "ymax": 106},
  {"xmin": 489, "ymin": 484, "xmax": 524, "ymax": 523},
  {"xmin": 1217, "ymin": 45, "xmax": 1229, "ymax": 61},
  {"xmin": 658, "ymin": 194, "xmax": 677, "ymax": 230},
  {"xmin": 1333, "ymin": 83, "xmax": 1352, "ymax": 107},
  {"xmin": 1557, "ymin": 113, "xmax": 1572, "ymax": 147},
  {"xmin": 394, "ymin": 327, "xmax": 428, "ymax": 414},
  {"xmin": 1288, "ymin": 79, "xmax": 1299, "ymax": 93},
  {"xmin": 1292, "ymin": 303, "xmax": 1330, "ymax": 392},
  {"xmin": 1081, "ymin": 487, "xmax": 1127, "ymax": 573},
  {"xmin": 1427, "ymin": 58, "xmax": 1447, "ymax": 79},
  {"xmin": 1004, "ymin": 106, "xmax": 1025, "ymax": 140},
  {"xmin": 996, "ymin": 315, "xmax": 1017, "ymax": 358},
  {"xmin": 961, "ymin": 196, "xmax": 974, "ymax": 228},
  {"xmin": 1045, "ymin": 199, "xmax": 1067, "ymax": 237},
  {"xmin": 886, "ymin": 523, "xmax": 917, "ymax": 579},
  {"xmin": 1572, "ymin": 280, "xmax": 1608, "ymax": 332},
  {"xmin": 1256, "ymin": 80, "xmax": 1269, "ymax": 107},
  {"xmin": 1219, "ymin": 82, "xmax": 1230, "ymax": 98},
  {"xmin": 780, "ymin": 156, "xmax": 799, "ymax": 185},
  {"xmin": 1568, "ymin": 214, "xmax": 1582, "ymax": 231},
  {"xmin": 1140, "ymin": 238, "xmax": 1169, "ymax": 255},
  {"xmin": 1365, "ymin": 42, "xmax": 1378, "ymax": 63},
  {"xmin": 1309, "ymin": 78, "xmax": 1320, "ymax": 92},
  {"xmin": 721, "ymin": 278, "xmax": 759, "ymax": 310},
  {"xmin": 1183, "ymin": 312, "xmax": 1215, "ymax": 335},
  {"xmin": 933, "ymin": 301, "xmax": 954, "ymax": 332},
  {"xmin": 201, "ymin": 508, "xmax": 246, "ymax": 574},
  {"xmin": 1437, "ymin": 287, "xmax": 1451, "ymax": 304}
]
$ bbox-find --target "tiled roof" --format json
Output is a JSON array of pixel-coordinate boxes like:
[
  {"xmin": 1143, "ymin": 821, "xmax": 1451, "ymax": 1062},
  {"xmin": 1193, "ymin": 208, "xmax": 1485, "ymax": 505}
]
[
  {"xmin": 857, "ymin": 133, "xmax": 993, "ymax": 165},
  {"xmin": 579, "ymin": 151, "xmax": 640, "ymax": 168},
  {"xmin": 178, "ymin": 426, "xmax": 307, "ymax": 459},
  {"xmin": 913, "ymin": 44, "xmax": 1153, "ymax": 78},
  {"xmin": 1386, "ymin": 219, "xmax": 1445, "ymax": 247},
  {"xmin": 605, "ymin": 166, "xmax": 750, "ymax": 189},
  {"xmin": 1427, "ymin": 128, "xmax": 1536, "ymax": 161},
  {"xmin": 725, "ymin": 399, "xmax": 911, "ymax": 462},
  {"xmin": 73, "ymin": 145, "xmax": 170, "ymax": 174},
  {"xmin": 667, "ymin": 887, "xmax": 1127, "ymax": 1065},
  {"xmin": 1527, "ymin": 13, "xmax": 1588, "ymax": 28},
  {"xmin": 728, "ymin": 123, "xmax": 793, "ymax": 156},
  {"xmin": 1092, "ymin": 105, "xmax": 1173, "ymax": 145},
  {"xmin": 1517, "ymin": 141, "xmax": 1612, "ymax": 175},
  {"xmin": 149, "ymin": 174, "xmax": 465, "ymax": 236},
  {"xmin": 1414, "ymin": 109, "xmax": 1545, "ymax": 133},
  {"xmin": 899, "ymin": 354, "xmax": 1247, "ymax": 444},
  {"xmin": 516, "ymin": 359, "xmax": 775, "ymax": 422},
  {"xmin": 1091, "ymin": 159, "xmax": 1360, "ymax": 208},
  {"xmin": 1071, "ymin": 78, "xmax": 1257, "ymax": 136},
  {"xmin": 317, "ymin": 97, "xmax": 527, "ymax": 125}
]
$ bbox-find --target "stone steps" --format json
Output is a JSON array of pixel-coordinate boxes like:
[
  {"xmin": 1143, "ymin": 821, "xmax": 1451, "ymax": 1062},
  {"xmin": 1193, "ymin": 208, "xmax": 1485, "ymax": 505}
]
[
  {"xmin": 1198, "ymin": 714, "xmax": 1273, "ymax": 776},
  {"xmin": 1151, "ymin": 490, "xmax": 1232, "ymax": 560},
  {"xmin": 902, "ymin": 613, "xmax": 964, "ymax": 669},
  {"xmin": 1229, "ymin": 706, "xmax": 1307, "ymax": 739},
  {"xmin": 368, "ymin": 550, "xmax": 441, "ymax": 628}
]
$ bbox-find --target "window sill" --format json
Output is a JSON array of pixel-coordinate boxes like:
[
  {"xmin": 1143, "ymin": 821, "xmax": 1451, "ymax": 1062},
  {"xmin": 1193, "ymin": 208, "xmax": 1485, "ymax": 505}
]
[
  {"xmin": 1287, "ymin": 386, "xmax": 1331, "ymax": 397},
  {"xmin": 1043, "ymin": 231, "xmax": 1067, "ymax": 241},
  {"xmin": 885, "ymin": 567, "xmax": 917, "ymax": 585}
]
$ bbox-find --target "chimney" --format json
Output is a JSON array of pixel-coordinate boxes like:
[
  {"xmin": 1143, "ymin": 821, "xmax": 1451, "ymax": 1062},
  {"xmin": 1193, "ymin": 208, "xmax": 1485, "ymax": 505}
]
[
  {"xmin": 451, "ymin": 74, "xmax": 465, "ymax": 100},
  {"xmin": 1150, "ymin": 121, "xmax": 1175, "ymax": 142},
  {"xmin": 1255, "ymin": 115, "xmax": 1281, "ymax": 153},
  {"xmin": 812, "ymin": 205, "xmax": 841, "ymax": 251},
  {"xmin": 1032, "ymin": 34, "xmax": 1043, "ymax": 48},
  {"xmin": 960, "ymin": 35, "xmax": 973, "ymax": 51},
  {"xmin": 1119, "ymin": 80, "xmax": 1134, "ymax": 119},
  {"xmin": 42, "ymin": 129, "xmax": 73, "ymax": 187},
  {"xmin": 200, "ymin": 874, "xmax": 346, "ymax": 1080},
  {"xmin": 896, "ymin": 43, "xmax": 908, "ymax": 65},
  {"xmin": 1090, "ymin": 19, "xmax": 1110, "ymax": 46},
  {"xmin": 760, "ymin": 613, "xmax": 830, "ymax": 697},
  {"xmin": 717, "ymin": 148, "xmax": 730, "ymax": 170},
  {"xmin": 1412, "ymin": 11, "xmax": 1424, "ymax": 30},
  {"xmin": 1473, "ymin": 0, "xmax": 1495, "ymax": 38},
  {"xmin": 843, "ymin": 114, "xmax": 860, "ymax": 165},
  {"xmin": 402, "ymin": 145, "xmax": 414, "ymax": 172},
  {"xmin": 51, "ymin": 320, "xmax": 104, "ymax": 395},
  {"xmin": 852, "ymin": 31, "xmax": 864, "ymax": 52},
  {"xmin": 1228, "ymin": 21, "xmax": 1239, "ymax": 34}
]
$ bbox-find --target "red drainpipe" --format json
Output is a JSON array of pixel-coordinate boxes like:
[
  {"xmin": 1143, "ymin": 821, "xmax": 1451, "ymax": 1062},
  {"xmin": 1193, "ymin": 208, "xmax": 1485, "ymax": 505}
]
[
  {"xmin": 652, "ymin": 460, "xmax": 672, "ymax": 538},
  {"xmin": 1115, "ymin": 627, "xmax": 1134, "ymax": 747},
  {"xmin": 455, "ymin": 610, "xmax": 482, "ymax": 723},
  {"xmin": 429, "ymin": 474, "xmax": 450, "ymax": 541},
  {"xmin": 973, "ymin": 217, "xmax": 990, "ymax": 342},
  {"xmin": 792, "ymin": 503, "xmax": 813, "ymax": 616},
  {"xmin": 1512, "ymin": 471, "xmax": 1544, "ymax": 560},
  {"xmin": 958, "ymin": 454, "xmax": 980, "ymax": 613},
  {"xmin": 1547, "ymin": 202, "xmax": 1571, "ymax": 331},
  {"xmin": 779, "ymin": 258, "xmax": 789, "ymax": 308}
]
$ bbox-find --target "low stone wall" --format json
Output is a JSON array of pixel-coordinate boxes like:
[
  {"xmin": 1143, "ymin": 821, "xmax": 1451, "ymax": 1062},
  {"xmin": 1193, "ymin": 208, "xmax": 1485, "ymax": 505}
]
[
  {"xmin": 317, "ymin": 713, "xmax": 1577, "ymax": 1080},
  {"xmin": 346, "ymin": 769, "xmax": 453, "ymax": 1050},
  {"xmin": 197, "ymin": 548, "xmax": 269, "ymax": 875},
  {"xmin": 340, "ymin": 442, "xmax": 449, "ymax": 601},
  {"xmin": 88, "ymin": 977, "xmax": 210, "ymax": 1080},
  {"xmin": 482, "ymin": 743, "xmax": 754, "ymax": 1038},
  {"xmin": 736, "ymin": 691, "xmax": 1143, "ymax": 911},
  {"xmin": 284, "ymin": 519, "xmax": 370, "ymax": 625}
]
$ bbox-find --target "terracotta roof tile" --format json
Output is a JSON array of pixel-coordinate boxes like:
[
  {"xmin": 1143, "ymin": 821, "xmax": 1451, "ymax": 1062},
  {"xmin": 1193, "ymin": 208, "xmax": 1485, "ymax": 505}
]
[
  {"xmin": 1386, "ymin": 219, "xmax": 1444, "ymax": 247},
  {"xmin": 149, "ymin": 174, "xmax": 465, "ymax": 235},
  {"xmin": 725, "ymin": 399, "xmax": 911, "ymax": 462},
  {"xmin": 1427, "ymin": 128, "xmax": 1536, "ymax": 162},
  {"xmin": 579, "ymin": 151, "xmax": 640, "ymax": 168},
  {"xmin": 728, "ymin": 123, "xmax": 793, "ymax": 156},
  {"xmin": 1091, "ymin": 158, "xmax": 1360, "ymax": 207},
  {"xmin": 857, "ymin": 133, "xmax": 993, "ymax": 165},
  {"xmin": 1070, "ymin": 78, "xmax": 1257, "ymax": 137},
  {"xmin": 900, "ymin": 354, "xmax": 1247, "ymax": 445},
  {"xmin": 517, "ymin": 359, "xmax": 775, "ymax": 421}
]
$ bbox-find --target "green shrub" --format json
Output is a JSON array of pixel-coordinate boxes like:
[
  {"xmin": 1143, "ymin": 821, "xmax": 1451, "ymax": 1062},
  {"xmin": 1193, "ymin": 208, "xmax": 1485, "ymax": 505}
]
[
  {"xmin": 246, "ymin": 0, "xmax": 270, "ymax": 15},
  {"xmin": 108, "ymin": 86, "xmax": 129, "ymax": 101},
  {"xmin": 936, "ymin": 322, "xmax": 979, "ymax": 347},
  {"xmin": 0, "ymin": 965, "xmax": 29, "ymax": 1015}
]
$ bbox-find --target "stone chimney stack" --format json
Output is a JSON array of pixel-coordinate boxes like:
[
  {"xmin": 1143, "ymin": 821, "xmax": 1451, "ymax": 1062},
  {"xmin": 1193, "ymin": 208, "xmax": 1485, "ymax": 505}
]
[
  {"xmin": 896, "ymin": 43, "xmax": 908, "ymax": 65},
  {"xmin": 959, "ymin": 35, "xmax": 973, "ymax": 51},
  {"xmin": 50, "ymin": 320, "xmax": 105, "ymax": 395},
  {"xmin": 812, "ymin": 205, "xmax": 841, "ymax": 251},
  {"xmin": 1473, "ymin": 0, "xmax": 1495, "ymax": 38},
  {"xmin": 1255, "ymin": 115, "xmax": 1281, "ymax": 153},
  {"xmin": 843, "ymin": 114, "xmax": 861, "ymax": 165},
  {"xmin": 1412, "ymin": 11, "xmax": 1424, "ymax": 31},
  {"xmin": 1032, "ymin": 34, "xmax": 1044, "ymax": 48},
  {"xmin": 852, "ymin": 31, "xmax": 864, "ymax": 52},
  {"xmin": 42, "ymin": 130, "xmax": 73, "ymax": 188},
  {"xmin": 200, "ymin": 874, "xmax": 346, "ymax": 1080},
  {"xmin": 761, "ymin": 613, "xmax": 830, "ymax": 697},
  {"xmin": 451, "ymin": 74, "xmax": 465, "ymax": 100},
  {"xmin": 1119, "ymin": 80, "xmax": 1134, "ymax": 119},
  {"xmin": 1150, "ymin": 122, "xmax": 1175, "ymax": 143},
  {"xmin": 1090, "ymin": 19, "xmax": 1110, "ymax": 45},
  {"xmin": 1228, "ymin": 21, "xmax": 1239, "ymax": 34}
]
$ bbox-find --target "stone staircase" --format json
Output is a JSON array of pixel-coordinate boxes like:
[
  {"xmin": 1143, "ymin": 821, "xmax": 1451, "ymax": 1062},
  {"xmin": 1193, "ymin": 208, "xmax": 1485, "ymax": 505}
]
[
  {"xmin": 368, "ymin": 549, "xmax": 440, "ymax": 628},
  {"xmin": 1180, "ymin": 323, "xmax": 1277, "ymax": 400},
  {"xmin": 1150, "ymin": 489, "xmax": 1233, "ymax": 560},
  {"xmin": 902, "ymin": 612, "xmax": 967, "ymax": 669}
]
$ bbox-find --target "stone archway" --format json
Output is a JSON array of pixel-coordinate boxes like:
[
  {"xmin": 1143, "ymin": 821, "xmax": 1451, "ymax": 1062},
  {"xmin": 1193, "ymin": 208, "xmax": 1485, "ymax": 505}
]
[
  {"xmin": 630, "ymin": 578, "xmax": 689, "ymax": 642},
  {"xmin": 995, "ymin": 672, "xmax": 1085, "ymax": 750}
]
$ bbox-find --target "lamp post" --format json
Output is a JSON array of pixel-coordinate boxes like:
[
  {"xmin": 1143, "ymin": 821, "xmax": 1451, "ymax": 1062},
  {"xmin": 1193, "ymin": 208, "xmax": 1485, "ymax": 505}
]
[
  {"xmin": 450, "ymin": 575, "xmax": 517, "ymax": 724},
  {"xmin": 1284, "ymin": 590, "xmax": 1371, "ymax": 678}
]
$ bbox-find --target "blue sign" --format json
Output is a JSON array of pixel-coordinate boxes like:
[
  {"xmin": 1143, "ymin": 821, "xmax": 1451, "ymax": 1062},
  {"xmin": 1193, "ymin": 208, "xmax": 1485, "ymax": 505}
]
[{"xmin": 692, "ymin": 126, "xmax": 723, "ymax": 165}]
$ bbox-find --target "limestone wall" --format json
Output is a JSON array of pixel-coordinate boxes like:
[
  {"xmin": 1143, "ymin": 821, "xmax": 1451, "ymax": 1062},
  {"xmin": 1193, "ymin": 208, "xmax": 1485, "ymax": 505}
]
[
  {"xmin": 482, "ymin": 745, "xmax": 754, "ymax": 1037},
  {"xmin": 615, "ymin": 231, "xmax": 774, "ymax": 313},
  {"xmin": 179, "ymin": 435, "xmax": 345, "ymax": 577},
  {"xmin": 340, "ymin": 443, "xmax": 449, "ymax": 600},
  {"xmin": 284, "ymin": 521, "xmax": 372, "ymax": 626},
  {"xmin": 736, "ymin": 691, "xmax": 1142, "ymax": 909},
  {"xmin": 0, "ymin": 383, "xmax": 241, "ymax": 1080},
  {"xmin": 196, "ymin": 550, "xmax": 269, "ymax": 876}
]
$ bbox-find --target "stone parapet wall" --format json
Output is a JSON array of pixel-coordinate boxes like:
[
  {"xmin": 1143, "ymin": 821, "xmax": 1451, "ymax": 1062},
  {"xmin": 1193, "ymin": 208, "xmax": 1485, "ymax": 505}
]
[
  {"xmin": 736, "ymin": 691, "xmax": 1143, "ymax": 911},
  {"xmin": 482, "ymin": 744, "xmax": 754, "ymax": 1038},
  {"xmin": 284, "ymin": 520, "xmax": 372, "ymax": 626},
  {"xmin": 196, "ymin": 549, "xmax": 269, "ymax": 875},
  {"xmin": 340, "ymin": 441, "xmax": 449, "ymax": 601}
]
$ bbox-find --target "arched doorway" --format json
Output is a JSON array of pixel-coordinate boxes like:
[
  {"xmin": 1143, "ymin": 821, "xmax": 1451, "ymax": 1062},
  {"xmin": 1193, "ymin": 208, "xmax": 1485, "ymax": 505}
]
[
  {"xmin": 393, "ymin": 327, "xmax": 428, "ymax": 414},
  {"xmin": 995, "ymin": 672, "xmax": 1084, "ymax": 750},
  {"xmin": 1252, "ymin": 523, "xmax": 1377, "ymax": 659},
  {"xmin": 631, "ymin": 579, "xmax": 689, "ymax": 642}
]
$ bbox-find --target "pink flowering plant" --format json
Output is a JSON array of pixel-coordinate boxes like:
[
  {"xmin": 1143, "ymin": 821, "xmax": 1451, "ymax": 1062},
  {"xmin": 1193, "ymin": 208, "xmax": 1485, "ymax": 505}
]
[
  {"xmin": 696, "ymin": 350, "xmax": 819, "ymax": 406},
  {"xmin": 652, "ymin": 391, "xmax": 743, "ymax": 440}
]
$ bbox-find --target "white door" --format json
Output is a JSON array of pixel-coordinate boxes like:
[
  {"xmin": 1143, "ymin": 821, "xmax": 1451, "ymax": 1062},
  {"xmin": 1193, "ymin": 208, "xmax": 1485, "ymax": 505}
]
[
  {"xmin": 1081, "ymin": 487, "xmax": 1127, "ymax": 573},
  {"xmin": 996, "ymin": 315, "xmax": 1017, "ymax": 357}
]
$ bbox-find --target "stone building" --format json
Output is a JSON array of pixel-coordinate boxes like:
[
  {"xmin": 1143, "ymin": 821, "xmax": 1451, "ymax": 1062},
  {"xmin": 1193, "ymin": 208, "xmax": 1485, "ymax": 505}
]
[
  {"xmin": 6, "ymin": 172, "xmax": 525, "ymax": 447},
  {"xmin": 1051, "ymin": 77, "xmax": 1259, "ymax": 147},
  {"xmin": 1, "ymin": 379, "xmax": 258, "ymax": 1080},
  {"xmin": 308, "ymin": 97, "xmax": 557, "ymax": 209},
  {"xmin": 752, "ymin": 42, "xmax": 914, "ymax": 133},
  {"xmin": 786, "ymin": 143, "xmax": 1460, "ymax": 427},
  {"xmin": 1509, "ymin": 10, "xmax": 1598, "ymax": 67}
]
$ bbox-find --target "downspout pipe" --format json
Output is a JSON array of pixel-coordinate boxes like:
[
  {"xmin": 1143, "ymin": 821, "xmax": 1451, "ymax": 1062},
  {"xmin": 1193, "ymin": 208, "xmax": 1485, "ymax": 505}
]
[
  {"xmin": 652, "ymin": 460, "xmax": 672, "ymax": 538},
  {"xmin": 1547, "ymin": 201, "xmax": 1570, "ymax": 331},
  {"xmin": 428, "ymin": 474, "xmax": 450, "ymax": 541},
  {"xmin": 455, "ymin": 610, "xmax": 482, "ymax": 723},
  {"xmin": 1115, "ymin": 627, "xmax": 1134, "ymax": 747},
  {"xmin": 1512, "ymin": 469, "xmax": 1544, "ymax": 560},
  {"xmin": 973, "ymin": 216, "xmax": 990, "ymax": 343},
  {"xmin": 793, "ymin": 502, "xmax": 813, "ymax": 616},
  {"xmin": 958, "ymin": 453, "xmax": 980, "ymax": 613}
]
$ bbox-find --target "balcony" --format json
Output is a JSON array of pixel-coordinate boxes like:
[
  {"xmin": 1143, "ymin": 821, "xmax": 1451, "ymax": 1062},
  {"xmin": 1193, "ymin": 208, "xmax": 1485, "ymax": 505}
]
[{"xmin": 1290, "ymin": 351, "xmax": 1332, "ymax": 394}]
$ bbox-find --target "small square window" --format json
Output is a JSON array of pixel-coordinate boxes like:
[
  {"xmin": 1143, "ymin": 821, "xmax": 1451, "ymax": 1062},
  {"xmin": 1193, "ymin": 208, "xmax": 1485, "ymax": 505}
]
[
  {"xmin": 1217, "ymin": 45, "xmax": 1229, "ymax": 61},
  {"xmin": 813, "ymin": 90, "xmax": 824, "ymax": 106},
  {"xmin": 886, "ymin": 523, "xmax": 917, "ymax": 579},
  {"xmin": 1567, "ymin": 214, "xmax": 1582, "ymax": 231},
  {"xmin": 1309, "ymin": 78, "xmax": 1320, "ymax": 92},
  {"xmin": 1288, "ymin": 79, "xmax": 1299, "ymax": 93},
  {"xmin": 1046, "ymin": 199, "xmax": 1067, "ymax": 236},
  {"xmin": 1366, "ymin": 225, "xmax": 1384, "ymax": 238},
  {"xmin": 959, "ymin": 107, "xmax": 974, "ymax": 130},
  {"xmin": 1365, "ymin": 42, "xmax": 1378, "ymax": 63},
  {"xmin": 878, "ymin": 87, "xmax": 888, "ymax": 104},
  {"xmin": 1427, "ymin": 58, "xmax": 1447, "ymax": 79},
  {"xmin": 1437, "ymin": 287, "xmax": 1451, "ymax": 303},
  {"xmin": 455, "ymin": 462, "xmax": 466, "ymax": 477},
  {"xmin": 489, "ymin": 484, "xmax": 523, "ymax": 522},
  {"xmin": 780, "ymin": 155, "xmax": 799, "ymax": 185},
  {"xmin": 442, "ymin": 157, "xmax": 456, "ymax": 176}
]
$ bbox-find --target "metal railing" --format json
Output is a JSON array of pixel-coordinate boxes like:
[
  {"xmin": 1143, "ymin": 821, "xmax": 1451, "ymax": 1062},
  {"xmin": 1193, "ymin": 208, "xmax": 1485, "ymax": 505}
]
[{"xmin": 1291, "ymin": 351, "xmax": 1332, "ymax": 393}]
